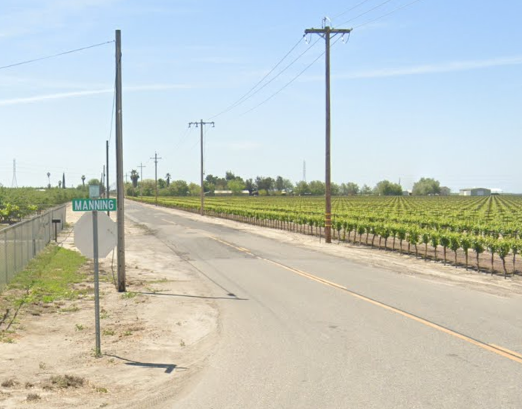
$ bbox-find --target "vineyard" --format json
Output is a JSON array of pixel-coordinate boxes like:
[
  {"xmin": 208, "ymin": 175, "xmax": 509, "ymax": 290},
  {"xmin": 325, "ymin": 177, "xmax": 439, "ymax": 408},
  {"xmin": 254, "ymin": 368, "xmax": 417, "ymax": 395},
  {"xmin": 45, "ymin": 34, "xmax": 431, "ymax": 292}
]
[
  {"xmin": 131, "ymin": 195, "xmax": 522, "ymax": 277},
  {"xmin": 0, "ymin": 188, "xmax": 84, "ymax": 226}
]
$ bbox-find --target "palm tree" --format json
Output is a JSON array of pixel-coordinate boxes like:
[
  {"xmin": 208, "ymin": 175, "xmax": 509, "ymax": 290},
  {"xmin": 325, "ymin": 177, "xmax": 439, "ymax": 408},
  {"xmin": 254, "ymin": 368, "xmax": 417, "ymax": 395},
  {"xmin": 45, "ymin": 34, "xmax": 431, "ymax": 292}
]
[
  {"xmin": 47, "ymin": 172, "xmax": 51, "ymax": 189},
  {"xmin": 81, "ymin": 175, "xmax": 86, "ymax": 187},
  {"xmin": 165, "ymin": 173, "xmax": 171, "ymax": 187},
  {"xmin": 130, "ymin": 170, "xmax": 139, "ymax": 188}
]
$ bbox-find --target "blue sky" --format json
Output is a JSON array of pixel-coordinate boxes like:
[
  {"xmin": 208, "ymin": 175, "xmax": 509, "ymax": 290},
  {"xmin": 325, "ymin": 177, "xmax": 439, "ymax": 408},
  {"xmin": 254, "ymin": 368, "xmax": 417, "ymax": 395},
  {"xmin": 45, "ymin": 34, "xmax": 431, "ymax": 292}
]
[{"xmin": 0, "ymin": 0, "xmax": 521, "ymax": 192}]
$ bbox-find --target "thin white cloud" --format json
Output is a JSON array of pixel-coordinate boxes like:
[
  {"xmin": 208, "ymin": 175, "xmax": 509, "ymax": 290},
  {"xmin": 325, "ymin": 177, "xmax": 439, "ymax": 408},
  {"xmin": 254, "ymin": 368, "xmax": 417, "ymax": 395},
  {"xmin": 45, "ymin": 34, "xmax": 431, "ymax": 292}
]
[
  {"xmin": 0, "ymin": 89, "xmax": 111, "ymax": 106},
  {"xmin": 125, "ymin": 84, "xmax": 192, "ymax": 92},
  {"xmin": 303, "ymin": 56, "xmax": 522, "ymax": 81},
  {"xmin": 341, "ymin": 56, "xmax": 522, "ymax": 79},
  {"xmin": 0, "ymin": 84, "xmax": 191, "ymax": 106}
]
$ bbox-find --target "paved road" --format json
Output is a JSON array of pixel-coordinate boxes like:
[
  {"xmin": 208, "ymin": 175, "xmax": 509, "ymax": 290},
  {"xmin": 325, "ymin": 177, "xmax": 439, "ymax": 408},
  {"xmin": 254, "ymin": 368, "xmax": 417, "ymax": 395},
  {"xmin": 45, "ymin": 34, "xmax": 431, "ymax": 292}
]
[{"xmin": 126, "ymin": 201, "xmax": 522, "ymax": 409}]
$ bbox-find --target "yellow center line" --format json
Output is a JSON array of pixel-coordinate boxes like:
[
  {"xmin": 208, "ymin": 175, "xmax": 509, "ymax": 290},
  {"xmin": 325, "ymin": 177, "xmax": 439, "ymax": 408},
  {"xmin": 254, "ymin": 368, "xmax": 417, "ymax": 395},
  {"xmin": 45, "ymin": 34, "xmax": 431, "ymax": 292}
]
[
  {"xmin": 209, "ymin": 236, "xmax": 255, "ymax": 256},
  {"xmin": 208, "ymin": 236, "xmax": 522, "ymax": 366},
  {"xmin": 489, "ymin": 344, "xmax": 522, "ymax": 360}
]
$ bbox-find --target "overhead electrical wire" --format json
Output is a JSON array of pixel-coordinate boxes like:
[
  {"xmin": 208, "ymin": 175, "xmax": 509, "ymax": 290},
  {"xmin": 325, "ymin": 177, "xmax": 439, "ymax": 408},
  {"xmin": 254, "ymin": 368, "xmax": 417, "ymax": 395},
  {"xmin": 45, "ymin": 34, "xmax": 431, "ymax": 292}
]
[
  {"xmin": 332, "ymin": 0, "xmax": 375, "ymax": 20},
  {"xmin": 352, "ymin": 0, "xmax": 426, "ymax": 29},
  {"xmin": 241, "ymin": 35, "xmax": 347, "ymax": 117},
  {"xmin": 338, "ymin": 0, "xmax": 396, "ymax": 25},
  {"xmin": 107, "ymin": 77, "xmax": 116, "ymax": 145},
  {"xmin": 209, "ymin": 36, "xmax": 318, "ymax": 119},
  {"xmin": 0, "ymin": 40, "xmax": 114, "ymax": 71},
  {"xmin": 208, "ymin": 0, "xmax": 420, "ymax": 121}
]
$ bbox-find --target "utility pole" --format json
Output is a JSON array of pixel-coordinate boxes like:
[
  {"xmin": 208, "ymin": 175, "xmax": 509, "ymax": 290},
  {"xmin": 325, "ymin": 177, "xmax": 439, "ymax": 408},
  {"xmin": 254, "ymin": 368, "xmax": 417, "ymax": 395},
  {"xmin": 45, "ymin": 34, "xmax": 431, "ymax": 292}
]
[
  {"xmin": 150, "ymin": 152, "xmax": 162, "ymax": 206},
  {"xmin": 11, "ymin": 159, "xmax": 17, "ymax": 188},
  {"xmin": 106, "ymin": 140, "xmax": 110, "ymax": 216},
  {"xmin": 137, "ymin": 162, "xmax": 146, "ymax": 196},
  {"xmin": 101, "ymin": 166, "xmax": 105, "ymax": 196},
  {"xmin": 188, "ymin": 120, "xmax": 215, "ymax": 216},
  {"xmin": 115, "ymin": 29, "xmax": 126, "ymax": 292},
  {"xmin": 305, "ymin": 20, "xmax": 351, "ymax": 244},
  {"xmin": 137, "ymin": 163, "xmax": 146, "ymax": 183}
]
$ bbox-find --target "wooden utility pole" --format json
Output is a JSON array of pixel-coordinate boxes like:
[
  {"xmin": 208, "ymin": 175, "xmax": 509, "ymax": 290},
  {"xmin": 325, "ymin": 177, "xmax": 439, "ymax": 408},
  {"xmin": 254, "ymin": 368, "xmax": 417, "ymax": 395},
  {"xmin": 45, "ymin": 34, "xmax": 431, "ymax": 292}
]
[
  {"xmin": 150, "ymin": 152, "xmax": 162, "ymax": 206},
  {"xmin": 115, "ymin": 29, "xmax": 126, "ymax": 292},
  {"xmin": 137, "ymin": 162, "xmax": 146, "ymax": 197},
  {"xmin": 106, "ymin": 140, "xmax": 110, "ymax": 216},
  {"xmin": 305, "ymin": 21, "xmax": 351, "ymax": 244},
  {"xmin": 188, "ymin": 120, "xmax": 215, "ymax": 215},
  {"xmin": 137, "ymin": 163, "xmax": 146, "ymax": 184}
]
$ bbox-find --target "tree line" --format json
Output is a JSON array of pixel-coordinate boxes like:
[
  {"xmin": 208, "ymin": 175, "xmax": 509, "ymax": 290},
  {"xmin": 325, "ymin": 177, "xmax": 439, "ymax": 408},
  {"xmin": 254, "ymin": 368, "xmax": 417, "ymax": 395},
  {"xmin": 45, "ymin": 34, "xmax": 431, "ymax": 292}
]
[{"xmin": 124, "ymin": 171, "xmax": 451, "ymax": 197}]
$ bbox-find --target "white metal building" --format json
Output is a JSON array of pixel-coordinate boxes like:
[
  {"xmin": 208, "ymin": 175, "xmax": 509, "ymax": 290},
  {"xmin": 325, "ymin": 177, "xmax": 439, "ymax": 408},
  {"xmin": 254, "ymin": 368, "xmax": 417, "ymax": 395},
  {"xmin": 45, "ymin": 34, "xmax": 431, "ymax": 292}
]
[{"xmin": 459, "ymin": 188, "xmax": 491, "ymax": 196}]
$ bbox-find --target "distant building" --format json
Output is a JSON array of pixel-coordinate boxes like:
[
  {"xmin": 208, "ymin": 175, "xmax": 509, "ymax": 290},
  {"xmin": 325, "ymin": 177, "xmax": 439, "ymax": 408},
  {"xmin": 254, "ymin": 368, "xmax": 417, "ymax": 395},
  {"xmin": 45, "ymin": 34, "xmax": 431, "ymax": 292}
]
[
  {"xmin": 214, "ymin": 190, "xmax": 233, "ymax": 195},
  {"xmin": 459, "ymin": 188, "xmax": 491, "ymax": 196},
  {"xmin": 402, "ymin": 191, "xmax": 412, "ymax": 196},
  {"xmin": 214, "ymin": 190, "xmax": 250, "ymax": 196}
]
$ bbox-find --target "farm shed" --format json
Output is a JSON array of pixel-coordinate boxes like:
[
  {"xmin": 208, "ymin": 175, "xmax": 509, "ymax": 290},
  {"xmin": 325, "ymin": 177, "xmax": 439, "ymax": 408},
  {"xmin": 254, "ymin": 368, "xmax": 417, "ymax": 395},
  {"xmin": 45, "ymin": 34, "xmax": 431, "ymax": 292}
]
[{"xmin": 459, "ymin": 188, "xmax": 491, "ymax": 196}]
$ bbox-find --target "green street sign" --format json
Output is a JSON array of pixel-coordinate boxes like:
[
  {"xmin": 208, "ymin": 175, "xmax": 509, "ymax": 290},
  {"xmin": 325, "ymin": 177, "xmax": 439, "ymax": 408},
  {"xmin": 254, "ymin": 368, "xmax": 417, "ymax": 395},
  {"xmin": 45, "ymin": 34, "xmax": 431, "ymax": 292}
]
[{"xmin": 72, "ymin": 198, "xmax": 117, "ymax": 212}]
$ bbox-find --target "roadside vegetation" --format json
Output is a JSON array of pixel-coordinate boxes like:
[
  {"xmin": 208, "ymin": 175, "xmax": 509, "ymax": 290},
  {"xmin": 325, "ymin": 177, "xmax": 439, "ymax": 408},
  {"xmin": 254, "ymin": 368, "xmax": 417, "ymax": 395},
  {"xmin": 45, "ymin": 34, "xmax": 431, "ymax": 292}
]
[
  {"xmin": 0, "ymin": 244, "xmax": 86, "ymax": 343},
  {"xmin": 0, "ymin": 187, "xmax": 86, "ymax": 225}
]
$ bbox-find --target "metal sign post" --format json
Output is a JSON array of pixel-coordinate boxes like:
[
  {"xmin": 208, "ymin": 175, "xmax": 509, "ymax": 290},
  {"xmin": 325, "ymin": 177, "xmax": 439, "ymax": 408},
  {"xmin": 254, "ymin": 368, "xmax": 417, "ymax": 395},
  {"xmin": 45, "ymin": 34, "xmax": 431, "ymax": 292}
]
[
  {"xmin": 73, "ymin": 186, "xmax": 117, "ymax": 358},
  {"xmin": 92, "ymin": 210, "xmax": 101, "ymax": 357}
]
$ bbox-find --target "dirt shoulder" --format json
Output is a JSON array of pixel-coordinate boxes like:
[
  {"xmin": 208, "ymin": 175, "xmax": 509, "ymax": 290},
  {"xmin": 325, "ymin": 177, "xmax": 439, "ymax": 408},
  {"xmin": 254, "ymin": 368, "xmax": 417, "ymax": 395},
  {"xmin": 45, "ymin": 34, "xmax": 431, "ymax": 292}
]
[
  {"xmin": 135, "ymin": 201, "xmax": 522, "ymax": 298},
  {"xmin": 0, "ymin": 205, "xmax": 219, "ymax": 409}
]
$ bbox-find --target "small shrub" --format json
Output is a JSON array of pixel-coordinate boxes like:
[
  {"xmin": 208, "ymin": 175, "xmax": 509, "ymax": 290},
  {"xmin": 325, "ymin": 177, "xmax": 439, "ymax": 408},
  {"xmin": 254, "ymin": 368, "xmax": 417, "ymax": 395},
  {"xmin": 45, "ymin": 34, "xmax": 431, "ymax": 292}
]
[
  {"xmin": 1, "ymin": 379, "xmax": 17, "ymax": 387},
  {"xmin": 121, "ymin": 292, "xmax": 137, "ymax": 299},
  {"xmin": 50, "ymin": 375, "xmax": 85, "ymax": 389},
  {"xmin": 103, "ymin": 329, "xmax": 115, "ymax": 336},
  {"xmin": 27, "ymin": 393, "xmax": 41, "ymax": 402}
]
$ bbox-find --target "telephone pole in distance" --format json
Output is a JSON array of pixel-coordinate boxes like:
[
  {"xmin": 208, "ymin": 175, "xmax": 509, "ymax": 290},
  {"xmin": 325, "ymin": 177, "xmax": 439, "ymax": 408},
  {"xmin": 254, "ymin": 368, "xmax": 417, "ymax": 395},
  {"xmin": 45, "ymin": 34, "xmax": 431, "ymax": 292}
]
[
  {"xmin": 137, "ymin": 162, "xmax": 146, "ymax": 196},
  {"xmin": 106, "ymin": 140, "xmax": 110, "ymax": 216},
  {"xmin": 305, "ymin": 20, "xmax": 351, "ymax": 244},
  {"xmin": 188, "ymin": 120, "xmax": 215, "ymax": 216},
  {"xmin": 150, "ymin": 152, "xmax": 162, "ymax": 206}
]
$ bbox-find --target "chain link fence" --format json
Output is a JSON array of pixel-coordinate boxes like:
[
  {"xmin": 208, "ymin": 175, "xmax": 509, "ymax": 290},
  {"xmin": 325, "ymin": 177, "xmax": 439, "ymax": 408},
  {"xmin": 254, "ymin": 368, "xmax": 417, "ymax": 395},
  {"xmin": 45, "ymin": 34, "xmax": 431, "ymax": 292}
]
[{"xmin": 0, "ymin": 205, "xmax": 67, "ymax": 291}]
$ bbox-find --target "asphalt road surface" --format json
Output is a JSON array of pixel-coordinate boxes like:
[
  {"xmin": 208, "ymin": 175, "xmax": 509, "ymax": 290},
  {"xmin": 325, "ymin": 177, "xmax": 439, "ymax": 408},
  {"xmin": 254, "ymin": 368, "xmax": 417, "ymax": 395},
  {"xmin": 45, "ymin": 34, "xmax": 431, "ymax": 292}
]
[{"xmin": 126, "ymin": 201, "xmax": 522, "ymax": 409}]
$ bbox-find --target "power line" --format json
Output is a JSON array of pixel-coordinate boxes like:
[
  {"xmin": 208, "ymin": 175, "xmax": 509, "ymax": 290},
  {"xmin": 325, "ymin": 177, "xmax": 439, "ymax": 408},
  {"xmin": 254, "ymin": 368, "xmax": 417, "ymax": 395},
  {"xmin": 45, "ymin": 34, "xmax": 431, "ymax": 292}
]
[
  {"xmin": 338, "ymin": 0, "xmax": 396, "ymax": 25},
  {"xmin": 172, "ymin": 126, "xmax": 193, "ymax": 151},
  {"xmin": 353, "ymin": 0, "xmax": 426, "ymax": 29},
  {"xmin": 0, "ymin": 40, "xmax": 114, "ymax": 71},
  {"xmin": 332, "ymin": 0, "xmax": 375, "ymax": 20},
  {"xmin": 209, "ymin": 36, "xmax": 318, "ymax": 119},
  {"xmin": 209, "ymin": 36, "xmax": 304, "ymax": 119},
  {"xmin": 107, "ymin": 75, "xmax": 116, "ymax": 145},
  {"xmin": 241, "ymin": 35, "xmax": 347, "ymax": 116}
]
